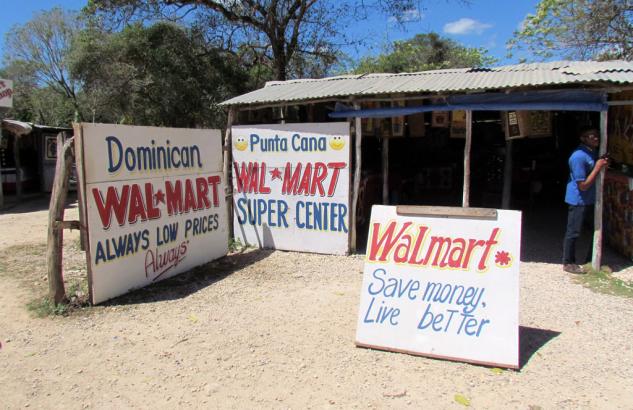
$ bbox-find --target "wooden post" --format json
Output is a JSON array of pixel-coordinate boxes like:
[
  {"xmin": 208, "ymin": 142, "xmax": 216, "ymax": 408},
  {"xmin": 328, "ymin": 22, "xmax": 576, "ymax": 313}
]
[
  {"xmin": 47, "ymin": 134, "xmax": 75, "ymax": 304},
  {"xmin": 382, "ymin": 136, "xmax": 389, "ymax": 205},
  {"xmin": 350, "ymin": 103, "xmax": 362, "ymax": 253},
  {"xmin": 223, "ymin": 108, "xmax": 235, "ymax": 242},
  {"xmin": 0, "ymin": 134, "xmax": 4, "ymax": 209},
  {"xmin": 73, "ymin": 124, "xmax": 94, "ymax": 303},
  {"xmin": 463, "ymin": 110, "xmax": 473, "ymax": 207},
  {"xmin": 592, "ymin": 111, "xmax": 608, "ymax": 271},
  {"xmin": 501, "ymin": 138, "xmax": 513, "ymax": 209},
  {"xmin": 13, "ymin": 134, "xmax": 21, "ymax": 200}
]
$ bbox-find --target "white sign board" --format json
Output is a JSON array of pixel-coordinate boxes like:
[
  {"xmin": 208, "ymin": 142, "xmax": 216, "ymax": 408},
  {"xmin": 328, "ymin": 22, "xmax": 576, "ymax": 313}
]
[
  {"xmin": 78, "ymin": 123, "xmax": 228, "ymax": 304},
  {"xmin": 356, "ymin": 205, "xmax": 521, "ymax": 368},
  {"xmin": 232, "ymin": 123, "xmax": 350, "ymax": 255},
  {"xmin": 0, "ymin": 79, "xmax": 13, "ymax": 108}
]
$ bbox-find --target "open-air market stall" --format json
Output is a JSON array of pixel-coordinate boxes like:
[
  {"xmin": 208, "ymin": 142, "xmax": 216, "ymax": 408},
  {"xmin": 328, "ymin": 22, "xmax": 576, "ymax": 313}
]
[
  {"xmin": 1, "ymin": 119, "xmax": 73, "ymax": 197},
  {"xmin": 220, "ymin": 60, "xmax": 633, "ymax": 267}
]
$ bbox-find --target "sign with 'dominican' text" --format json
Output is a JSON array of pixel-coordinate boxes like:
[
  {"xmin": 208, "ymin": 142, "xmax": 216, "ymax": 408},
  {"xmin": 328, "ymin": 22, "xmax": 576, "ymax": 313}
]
[
  {"xmin": 232, "ymin": 123, "xmax": 350, "ymax": 255},
  {"xmin": 356, "ymin": 205, "xmax": 521, "ymax": 368},
  {"xmin": 77, "ymin": 123, "xmax": 227, "ymax": 304}
]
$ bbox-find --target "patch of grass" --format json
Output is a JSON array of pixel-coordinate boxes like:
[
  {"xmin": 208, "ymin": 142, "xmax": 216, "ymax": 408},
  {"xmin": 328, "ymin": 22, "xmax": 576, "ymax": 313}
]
[
  {"xmin": 228, "ymin": 237, "xmax": 247, "ymax": 252},
  {"xmin": 26, "ymin": 279, "xmax": 90, "ymax": 318},
  {"xmin": 0, "ymin": 242, "xmax": 91, "ymax": 317},
  {"xmin": 577, "ymin": 264, "xmax": 633, "ymax": 298},
  {"xmin": 27, "ymin": 297, "xmax": 71, "ymax": 317}
]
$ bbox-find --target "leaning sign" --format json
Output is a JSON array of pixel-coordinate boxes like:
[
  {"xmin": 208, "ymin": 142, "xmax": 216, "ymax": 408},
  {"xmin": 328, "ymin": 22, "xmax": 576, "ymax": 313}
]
[
  {"xmin": 356, "ymin": 205, "xmax": 521, "ymax": 369},
  {"xmin": 232, "ymin": 123, "xmax": 350, "ymax": 255},
  {"xmin": 74, "ymin": 123, "xmax": 228, "ymax": 304},
  {"xmin": 0, "ymin": 79, "xmax": 13, "ymax": 108}
]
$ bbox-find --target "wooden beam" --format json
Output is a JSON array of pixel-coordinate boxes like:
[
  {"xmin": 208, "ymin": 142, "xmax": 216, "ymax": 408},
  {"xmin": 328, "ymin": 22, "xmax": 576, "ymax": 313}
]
[
  {"xmin": 382, "ymin": 136, "xmax": 389, "ymax": 205},
  {"xmin": 501, "ymin": 138, "xmax": 513, "ymax": 209},
  {"xmin": 13, "ymin": 134, "xmax": 21, "ymax": 200},
  {"xmin": 463, "ymin": 110, "xmax": 473, "ymax": 207},
  {"xmin": 53, "ymin": 220, "xmax": 81, "ymax": 230},
  {"xmin": 397, "ymin": 205, "xmax": 498, "ymax": 220},
  {"xmin": 350, "ymin": 103, "xmax": 363, "ymax": 253},
  {"xmin": 46, "ymin": 134, "xmax": 74, "ymax": 304},
  {"xmin": 223, "ymin": 108, "xmax": 236, "ymax": 242},
  {"xmin": 592, "ymin": 111, "xmax": 608, "ymax": 271}
]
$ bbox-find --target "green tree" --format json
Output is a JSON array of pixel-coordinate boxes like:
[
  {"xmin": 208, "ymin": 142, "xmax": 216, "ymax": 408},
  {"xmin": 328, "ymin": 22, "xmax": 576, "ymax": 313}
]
[
  {"xmin": 353, "ymin": 32, "xmax": 497, "ymax": 73},
  {"xmin": 0, "ymin": 61, "xmax": 76, "ymax": 126},
  {"xmin": 508, "ymin": 0, "xmax": 633, "ymax": 61},
  {"xmin": 3, "ymin": 7, "xmax": 85, "ymax": 119},
  {"xmin": 71, "ymin": 21, "xmax": 249, "ymax": 127},
  {"xmin": 86, "ymin": 0, "xmax": 428, "ymax": 81}
]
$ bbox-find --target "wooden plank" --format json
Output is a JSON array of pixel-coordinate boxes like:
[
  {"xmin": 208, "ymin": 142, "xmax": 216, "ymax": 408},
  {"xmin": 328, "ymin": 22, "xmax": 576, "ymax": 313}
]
[
  {"xmin": 592, "ymin": 111, "xmax": 608, "ymax": 271},
  {"xmin": 73, "ymin": 123, "xmax": 93, "ymax": 303},
  {"xmin": 463, "ymin": 110, "xmax": 473, "ymax": 207},
  {"xmin": 223, "ymin": 108, "xmax": 235, "ymax": 242},
  {"xmin": 501, "ymin": 138, "xmax": 513, "ymax": 209},
  {"xmin": 396, "ymin": 205, "xmax": 498, "ymax": 220},
  {"xmin": 46, "ymin": 134, "xmax": 74, "ymax": 304},
  {"xmin": 350, "ymin": 103, "xmax": 363, "ymax": 253},
  {"xmin": 52, "ymin": 220, "xmax": 81, "ymax": 230},
  {"xmin": 382, "ymin": 137, "xmax": 389, "ymax": 205}
]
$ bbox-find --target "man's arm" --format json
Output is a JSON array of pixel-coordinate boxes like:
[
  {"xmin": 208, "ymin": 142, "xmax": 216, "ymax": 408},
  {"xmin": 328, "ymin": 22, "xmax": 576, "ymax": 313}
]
[{"xmin": 577, "ymin": 158, "xmax": 609, "ymax": 191}]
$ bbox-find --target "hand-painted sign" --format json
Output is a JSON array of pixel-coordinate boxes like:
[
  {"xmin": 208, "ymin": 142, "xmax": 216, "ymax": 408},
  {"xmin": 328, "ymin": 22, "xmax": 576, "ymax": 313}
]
[
  {"xmin": 355, "ymin": 205, "xmax": 521, "ymax": 368},
  {"xmin": 232, "ymin": 123, "xmax": 350, "ymax": 255},
  {"xmin": 77, "ymin": 123, "xmax": 227, "ymax": 304},
  {"xmin": 0, "ymin": 79, "xmax": 13, "ymax": 108}
]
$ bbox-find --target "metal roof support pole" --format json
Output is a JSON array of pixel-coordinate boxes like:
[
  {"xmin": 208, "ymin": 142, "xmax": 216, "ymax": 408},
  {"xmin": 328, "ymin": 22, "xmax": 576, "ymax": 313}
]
[
  {"xmin": 14, "ymin": 134, "xmax": 22, "ymax": 200},
  {"xmin": 463, "ymin": 110, "xmax": 473, "ymax": 207},
  {"xmin": 350, "ymin": 103, "xmax": 362, "ymax": 253},
  {"xmin": 501, "ymin": 138, "xmax": 513, "ymax": 209},
  {"xmin": 223, "ymin": 108, "xmax": 236, "ymax": 242},
  {"xmin": 592, "ymin": 110, "xmax": 608, "ymax": 271}
]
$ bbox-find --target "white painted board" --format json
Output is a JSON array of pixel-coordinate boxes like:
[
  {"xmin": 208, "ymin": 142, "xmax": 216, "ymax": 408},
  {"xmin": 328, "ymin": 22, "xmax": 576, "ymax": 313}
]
[
  {"xmin": 79, "ymin": 123, "xmax": 227, "ymax": 304},
  {"xmin": 232, "ymin": 123, "xmax": 350, "ymax": 255},
  {"xmin": 356, "ymin": 205, "xmax": 521, "ymax": 368},
  {"xmin": 0, "ymin": 79, "xmax": 13, "ymax": 108}
]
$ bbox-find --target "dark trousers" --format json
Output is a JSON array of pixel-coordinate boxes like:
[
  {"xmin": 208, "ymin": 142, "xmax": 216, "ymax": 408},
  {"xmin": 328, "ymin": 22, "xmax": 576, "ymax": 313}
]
[{"xmin": 562, "ymin": 205, "xmax": 594, "ymax": 264}]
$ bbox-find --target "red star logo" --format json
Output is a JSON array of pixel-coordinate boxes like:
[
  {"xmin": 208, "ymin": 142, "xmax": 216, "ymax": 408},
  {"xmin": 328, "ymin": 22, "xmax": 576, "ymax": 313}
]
[
  {"xmin": 495, "ymin": 250, "xmax": 512, "ymax": 266},
  {"xmin": 270, "ymin": 168, "xmax": 282, "ymax": 180},
  {"xmin": 154, "ymin": 189, "xmax": 165, "ymax": 205}
]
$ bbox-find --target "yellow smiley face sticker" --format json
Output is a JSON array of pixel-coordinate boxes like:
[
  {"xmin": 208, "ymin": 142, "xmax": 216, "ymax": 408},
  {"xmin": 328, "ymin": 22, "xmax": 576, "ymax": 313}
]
[
  {"xmin": 234, "ymin": 136, "xmax": 248, "ymax": 151},
  {"xmin": 329, "ymin": 136, "xmax": 345, "ymax": 151}
]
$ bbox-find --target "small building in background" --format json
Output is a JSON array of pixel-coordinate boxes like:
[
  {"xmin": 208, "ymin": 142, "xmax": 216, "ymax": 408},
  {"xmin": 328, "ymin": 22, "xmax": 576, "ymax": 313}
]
[{"xmin": 1, "ymin": 119, "xmax": 73, "ymax": 195}]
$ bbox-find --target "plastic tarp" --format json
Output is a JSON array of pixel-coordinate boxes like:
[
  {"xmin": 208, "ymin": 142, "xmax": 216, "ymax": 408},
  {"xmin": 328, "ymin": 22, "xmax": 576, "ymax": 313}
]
[{"xmin": 329, "ymin": 90, "xmax": 608, "ymax": 118}]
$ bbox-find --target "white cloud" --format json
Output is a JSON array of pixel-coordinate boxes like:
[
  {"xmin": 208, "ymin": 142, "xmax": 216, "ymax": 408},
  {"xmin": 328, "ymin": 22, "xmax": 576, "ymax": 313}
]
[
  {"xmin": 388, "ymin": 8, "xmax": 423, "ymax": 23},
  {"xmin": 443, "ymin": 18, "xmax": 492, "ymax": 35}
]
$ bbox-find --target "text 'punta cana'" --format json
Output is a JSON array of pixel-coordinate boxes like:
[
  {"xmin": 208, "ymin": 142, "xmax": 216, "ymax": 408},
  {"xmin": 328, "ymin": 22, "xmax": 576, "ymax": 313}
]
[{"xmin": 367, "ymin": 221, "xmax": 500, "ymax": 272}]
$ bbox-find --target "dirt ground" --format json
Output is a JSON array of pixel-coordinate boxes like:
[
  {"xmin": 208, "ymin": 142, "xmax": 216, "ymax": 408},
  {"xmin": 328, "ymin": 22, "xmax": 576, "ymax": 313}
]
[{"xmin": 1, "ymin": 195, "xmax": 633, "ymax": 409}]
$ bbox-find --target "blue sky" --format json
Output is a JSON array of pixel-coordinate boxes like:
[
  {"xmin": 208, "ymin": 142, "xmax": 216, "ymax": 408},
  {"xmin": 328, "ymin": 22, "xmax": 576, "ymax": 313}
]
[{"xmin": 0, "ymin": 0, "xmax": 542, "ymax": 66}]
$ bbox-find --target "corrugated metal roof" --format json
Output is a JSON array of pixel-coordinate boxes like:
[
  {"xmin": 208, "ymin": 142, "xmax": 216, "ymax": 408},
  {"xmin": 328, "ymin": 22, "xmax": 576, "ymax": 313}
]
[{"xmin": 221, "ymin": 60, "xmax": 633, "ymax": 107}]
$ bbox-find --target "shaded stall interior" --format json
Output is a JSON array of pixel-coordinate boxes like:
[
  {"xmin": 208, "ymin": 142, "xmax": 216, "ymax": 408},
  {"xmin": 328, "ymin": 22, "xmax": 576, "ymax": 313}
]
[
  {"xmin": 354, "ymin": 109, "xmax": 601, "ymax": 250},
  {"xmin": 0, "ymin": 120, "xmax": 73, "ymax": 197},
  {"xmin": 232, "ymin": 100, "xmax": 605, "ymax": 261}
]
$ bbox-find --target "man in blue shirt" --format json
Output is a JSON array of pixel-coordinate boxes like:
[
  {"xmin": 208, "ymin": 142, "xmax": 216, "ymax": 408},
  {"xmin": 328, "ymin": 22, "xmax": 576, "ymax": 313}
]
[{"xmin": 563, "ymin": 129, "xmax": 609, "ymax": 274}]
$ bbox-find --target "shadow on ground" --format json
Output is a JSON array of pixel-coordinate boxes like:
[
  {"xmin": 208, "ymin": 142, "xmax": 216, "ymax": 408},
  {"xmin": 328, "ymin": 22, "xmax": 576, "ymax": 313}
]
[
  {"xmin": 521, "ymin": 206, "xmax": 633, "ymax": 273},
  {"xmin": 103, "ymin": 249, "xmax": 273, "ymax": 306},
  {"xmin": 0, "ymin": 192, "xmax": 78, "ymax": 214},
  {"xmin": 519, "ymin": 326, "xmax": 561, "ymax": 370}
]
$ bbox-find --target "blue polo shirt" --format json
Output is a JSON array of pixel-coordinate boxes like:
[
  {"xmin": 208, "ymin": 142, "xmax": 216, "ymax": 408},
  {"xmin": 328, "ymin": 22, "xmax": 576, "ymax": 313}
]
[{"xmin": 565, "ymin": 145, "xmax": 597, "ymax": 205}]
